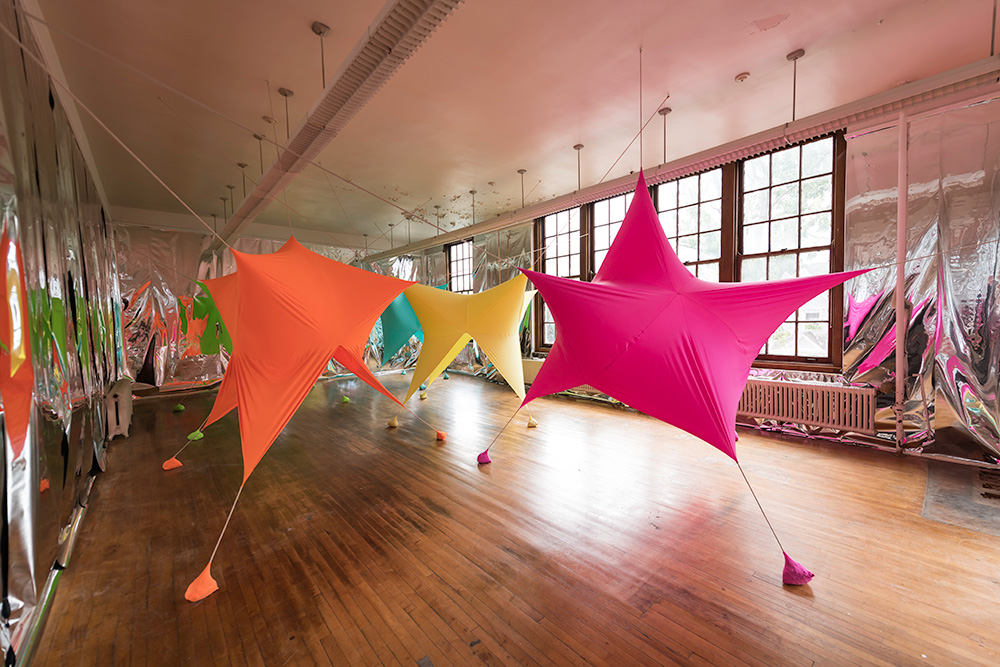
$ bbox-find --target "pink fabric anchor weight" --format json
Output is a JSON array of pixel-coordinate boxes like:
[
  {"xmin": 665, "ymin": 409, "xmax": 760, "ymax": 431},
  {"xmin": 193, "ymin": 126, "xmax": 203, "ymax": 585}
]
[
  {"xmin": 522, "ymin": 173, "xmax": 869, "ymax": 461},
  {"xmin": 782, "ymin": 551, "xmax": 815, "ymax": 585}
]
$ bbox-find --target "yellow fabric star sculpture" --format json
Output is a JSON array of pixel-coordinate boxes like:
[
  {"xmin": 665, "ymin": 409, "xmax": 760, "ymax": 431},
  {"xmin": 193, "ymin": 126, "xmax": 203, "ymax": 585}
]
[{"xmin": 403, "ymin": 275, "xmax": 534, "ymax": 402}]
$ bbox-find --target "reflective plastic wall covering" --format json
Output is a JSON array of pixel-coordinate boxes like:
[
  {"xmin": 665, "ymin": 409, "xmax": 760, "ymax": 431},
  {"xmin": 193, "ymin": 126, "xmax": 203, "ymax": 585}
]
[
  {"xmin": 0, "ymin": 1, "xmax": 126, "ymax": 660},
  {"xmin": 749, "ymin": 99, "xmax": 1000, "ymax": 465},
  {"xmin": 116, "ymin": 229, "xmax": 357, "ymax": 388},
  {"xmin": 910, "ymin": 101, "xmax": 1000, "ymax": 462}
]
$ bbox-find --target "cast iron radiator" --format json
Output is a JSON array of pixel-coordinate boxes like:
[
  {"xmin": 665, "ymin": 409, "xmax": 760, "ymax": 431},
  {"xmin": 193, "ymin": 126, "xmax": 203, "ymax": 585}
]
[{"xmin": 737, "ymin": 379, "xmax": 877, "ymax": 435}]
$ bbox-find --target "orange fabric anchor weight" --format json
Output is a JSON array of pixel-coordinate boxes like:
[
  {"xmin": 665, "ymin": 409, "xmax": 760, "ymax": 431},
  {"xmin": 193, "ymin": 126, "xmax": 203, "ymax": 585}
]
[
  {"xmin": 199, "ymin": 238, "xmax": 413, "ymax": 482},
  {"xmin": 185, "ymin": 563, "xmax": 218, "ymax": 602}
]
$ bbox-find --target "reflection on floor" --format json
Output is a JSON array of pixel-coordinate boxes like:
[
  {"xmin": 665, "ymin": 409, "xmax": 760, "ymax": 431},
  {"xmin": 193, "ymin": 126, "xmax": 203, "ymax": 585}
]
[{"xmin": 34, "ymin": 373, "xmax": 1000, "ymax": 666}]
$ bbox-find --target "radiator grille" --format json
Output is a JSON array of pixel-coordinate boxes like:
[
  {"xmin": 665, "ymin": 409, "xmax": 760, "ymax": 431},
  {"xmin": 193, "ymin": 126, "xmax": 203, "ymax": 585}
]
[{"xmin": 738, "ymin": 380, "xmax": 877, "ymax": 435}]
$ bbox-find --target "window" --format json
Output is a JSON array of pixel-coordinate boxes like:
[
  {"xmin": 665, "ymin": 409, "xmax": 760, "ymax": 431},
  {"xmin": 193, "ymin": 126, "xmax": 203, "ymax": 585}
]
[
  {"xmin": 538, "ymin": 208, "xmax": 581, "ymax": 345},
  {"xmin": 592, "ymin": 192, "xmax": 631, "ymax": 274},
  {"xmin": 533, "ymin": 134, "xmax": 843, "ymax": 367},
  {"xmin": 447, "ymin": 240, "xmax": 474, "ymax": 294},
  {"xmin": 656, "ymin": 169, "xmax": 723, "ymax": 282},
  {"xmin": 739, "ymin": 137, "xmax": 837, "ymax": 360}
]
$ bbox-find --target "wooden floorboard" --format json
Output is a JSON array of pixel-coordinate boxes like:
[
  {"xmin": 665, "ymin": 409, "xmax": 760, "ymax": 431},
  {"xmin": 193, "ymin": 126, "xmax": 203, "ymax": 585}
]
[{"xmin": 32, "ymin": 373, "xmax": 1000, "ymax": 666}]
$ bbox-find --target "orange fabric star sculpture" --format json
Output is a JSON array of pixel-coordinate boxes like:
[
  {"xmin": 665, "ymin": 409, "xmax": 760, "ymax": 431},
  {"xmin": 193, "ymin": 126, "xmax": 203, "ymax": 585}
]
[{"xmin": 182, "ymin": 237, "xmax": 412, "ymax": 601}]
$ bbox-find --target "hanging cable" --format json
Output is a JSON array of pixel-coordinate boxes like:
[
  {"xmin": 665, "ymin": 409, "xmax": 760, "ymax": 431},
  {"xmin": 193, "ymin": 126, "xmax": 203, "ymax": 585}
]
[
  {"xmin": 14, "ymin": 8, "xmax": 514, "ymax": 262},
  {"xmin": 639, "ymin": 46, "xmax": 643, "ymax": 170},
  {"xmin": 598, "ymin": 90, "xmax": 671, "ymax": 184},
  {"xmin": 0, "ymin": 21, "xmax": 231, "ymax": 247}
]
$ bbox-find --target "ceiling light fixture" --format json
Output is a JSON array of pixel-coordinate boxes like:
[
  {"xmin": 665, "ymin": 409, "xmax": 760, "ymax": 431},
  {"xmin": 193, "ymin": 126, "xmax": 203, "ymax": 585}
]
[
  {"xmin": 517, "ymin": 169, "xmax": 526, "ymax": 207},
  {"xmin": 658, "ymin": 106, "xmax": 672, "ymax": 164},
  {"xmin": 786, "ymin": 49, "xmax": 805, "ymax": 122},
  {"xmin": 469, "ymin": 189, "xmax": 477, "ymax": 225},
  {"xmin": 220, "ymin": 196, "xmax": 229, "ymax": 222},
  {"xmin": 253, "ymin": 134, "xmax": 265, "ymax": 173},
  {"xmin": 237, "ymin": 162, "xmax": 248, "ymax": 197},
  {"xmin": 226, "ymin": 184, "xmax": 236, "ymax": 210},
  {"xmin": 388, "ymin": 222, "xmax": 395, "ymax": 249},
  {"xmin": 311, "ymin": 21, "xmax": 331, "ymax": 88},
  {"xmin": 574, "ymin": 144, "xmax": 584, "ymax": 191},
  {"xmin": 734, "ymin": 71, "xmax": 750, "ymax": 83},
  {"xmin": 277, "ymin": 88, "xmax": 294, "ymax": 139}
]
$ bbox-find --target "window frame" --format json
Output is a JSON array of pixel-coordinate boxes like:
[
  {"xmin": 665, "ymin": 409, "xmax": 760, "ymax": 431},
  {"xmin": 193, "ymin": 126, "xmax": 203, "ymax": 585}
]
[
  {"xmin": 531, "ymin": 132, "xmax": 846, "ymax": 371},
  {"xmin": 739, "ymin": 133, "xmax": 846, "ymax": 372},
  {"xmin": 533, "ymin": 207, "xmax": 589, "ymax": 351},
  {"xmin": 445, "ymin": 238, "xmax": 475, "ymax": 294}
]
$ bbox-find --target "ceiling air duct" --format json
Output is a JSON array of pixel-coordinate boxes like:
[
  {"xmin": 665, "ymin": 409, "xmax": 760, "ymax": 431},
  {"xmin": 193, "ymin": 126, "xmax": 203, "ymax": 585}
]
[{"xmin": 209, "ymin": 0, "xmax": 464, "ymax": 251}]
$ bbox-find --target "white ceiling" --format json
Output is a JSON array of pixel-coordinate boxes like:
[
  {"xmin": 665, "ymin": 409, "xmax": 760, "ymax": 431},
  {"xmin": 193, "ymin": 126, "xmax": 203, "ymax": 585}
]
[{"xmin": 32, "ymin": 0, "xmax": 995, "ymax": 252}]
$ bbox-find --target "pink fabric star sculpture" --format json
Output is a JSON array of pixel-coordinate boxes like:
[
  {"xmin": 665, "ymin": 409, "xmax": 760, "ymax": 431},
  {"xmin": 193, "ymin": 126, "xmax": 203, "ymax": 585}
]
[
  {"xmin": 518, "ymin": 173, "xmax": 868, "ymax": 586},
  {"xmin": 522, "ymin": 173, "xmax": 868, "ymax": 461}
]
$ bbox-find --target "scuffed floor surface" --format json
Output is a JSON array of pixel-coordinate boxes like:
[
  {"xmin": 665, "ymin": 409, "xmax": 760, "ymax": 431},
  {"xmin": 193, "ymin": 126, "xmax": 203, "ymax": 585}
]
[{"xmin": 33, "ymin": 374, "xmax": 1000, "ymax": 665}]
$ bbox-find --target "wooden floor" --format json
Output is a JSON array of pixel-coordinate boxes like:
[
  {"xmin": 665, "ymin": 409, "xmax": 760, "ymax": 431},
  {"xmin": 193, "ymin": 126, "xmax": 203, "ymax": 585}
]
[{"xmin": 33, "ymin": 374, "xmax": 1000, "ymax": 666}]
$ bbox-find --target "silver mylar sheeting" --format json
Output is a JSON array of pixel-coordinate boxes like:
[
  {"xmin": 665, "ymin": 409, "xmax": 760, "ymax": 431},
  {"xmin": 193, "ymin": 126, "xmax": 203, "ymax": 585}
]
[
  {"xmin": 914, "ymin": 102, "xmax": 1000, "ymax": 462},
  {"xmin": 116, "ymin": 231, "xmax": 358, "ymax": 389},
  {"xmin": 453, "ymin": 225, "xmax": 533, "ymax": 380},
  {"xmin": 841, "ymin": 122, "xmax": 939, "ymax": 442},
  {"xmin": 839, "ymin": 99, "xmax": 1000, "ymax": 463},
  {"xmin": 0, "ymin": 0, "xmax": 125, "ymax": 656},
  {"xmin": 116, "ymin": 226, "xmax": 208, "ymax": 387},
  {"xmin": 753, "ymin": 98, "xmax": 1000, "ymax": 464}
]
